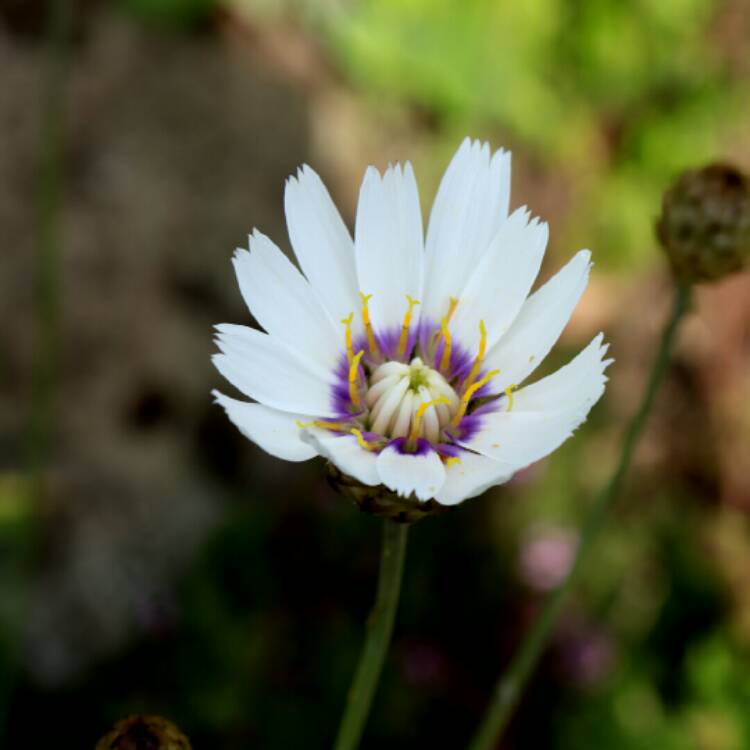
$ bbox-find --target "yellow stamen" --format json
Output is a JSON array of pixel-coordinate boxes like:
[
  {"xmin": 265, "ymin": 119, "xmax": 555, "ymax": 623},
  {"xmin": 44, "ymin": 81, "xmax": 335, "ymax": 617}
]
[
  {"xmin": 408, "ymin": 396, "xmax": 451, "ymax": 443},
  {"xmin": 437, "ymin": 297, "xmax": 458, "ymax": 372},
  {"xmin": 341, "ymin": 312, "xmax": 354, "ymax": 364},
  {"xmin": 450, "ymin": 369, "xmax": 501, "ymax": 427},
  {"xmin": 439, "ymin": 317, "xmax": 453, "ymax": 372},
  {"xmin": 398, "ymin": 295, "xmax": 420, "ymax": 356},
  {"xmin": 359, "ymin": 292, "xmax": 377, "ymax": 354},
  {"xmin": 446, "ymin": 296, "xmax": 459, "ymax": 323},
  {"xmin": 444, "ymin": 456, "xmax": 462, "ymax": 468},
  {"xmin": 504, "ymin": 384, "xmax": 518, "ymax": 412},
  {"xmin": 463, "ymin": 320, "xmax": 487, "ymax": 391},
  {"xmin": 348, "ymin": 350, "xmax": 365, "ymax": 409},
  {"xmin": 351, "ymin": 428, "xmax": 377, "ymax": 451},
  {"xmin": 315, "ymin": 420, "xmax": 349, "ymax": 431},
  {"xmin": 296, "ymin": 419, "xmax": 351, "ymax": 432}
]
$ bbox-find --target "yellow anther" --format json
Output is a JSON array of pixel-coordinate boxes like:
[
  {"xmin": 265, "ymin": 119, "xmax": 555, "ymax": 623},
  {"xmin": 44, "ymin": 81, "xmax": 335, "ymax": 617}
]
[
  {"xmin": 341, "ymin": 312, "xmax": 354, "ymax": 364},
  {"xmin": 408, "ymin": 396, "xmax": 451, "ymax": 443},
  {"xmin": 446, "ymin": 296, "xmax": 459, "ymax": 323},
  {"xmin": 444, "ymin": 456, "xmax": 462, "ymax": 469},
  {"xmin": 504, "ymin": 384, "xmax": 518, "ymax": 412},
  {"xmin": 439, "ymin": 316, "xmax": 453, "ymax": 372},
  {"xmin": 398, "ymin": 295, "xmax": 421, "ymax": 356},
  {"xmin": 351, "ymin": 428, "xmax": 377, "ymax": 451},
  {"xmin": 463, "ymin": 320, "xmax": 487, "ymax": 391},
  {"xmin": 359, "ymin": 292, "xmax": 377, "ymax": 354},
  {"xmin": 315, "ymin": 420, "xmax": 349, "ymax": 431},
  {"xmin": 348, "ymin": 349, "xmax": 365, "ymax": 409},
  {"xmin": 435, "ymin": 297, "xmax": 458, "ymax": 372},
  {"xmin": 296, "ymin": 419, "xmax": 350, "ymax": 432},
  {"xmin": 450, "ymin": 369, "xmax": 501, "ymax": 427}
]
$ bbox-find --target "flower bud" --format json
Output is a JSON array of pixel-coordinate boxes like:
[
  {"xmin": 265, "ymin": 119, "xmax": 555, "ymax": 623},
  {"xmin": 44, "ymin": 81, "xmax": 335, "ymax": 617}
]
[
  {"xmin": 326, "ymin": 463, "xmax": 451, "ymax": 523},
  {"xmin": 657, "ymin": 163, "xmax": 750, "ymax": 282},
  {"xmin": 96, "ymin": 715, "xmax": 192, "ymax": 750}
]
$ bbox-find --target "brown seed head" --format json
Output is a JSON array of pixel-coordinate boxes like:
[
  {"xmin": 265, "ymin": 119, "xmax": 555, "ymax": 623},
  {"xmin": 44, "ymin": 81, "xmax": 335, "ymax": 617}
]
[
  {"xmin": 657, "ymin": 163, "xmax": 750, "ymax": 283},
  {"xmin": 95, "ymin": 715, "xmax": 192, "ymax": 750}
]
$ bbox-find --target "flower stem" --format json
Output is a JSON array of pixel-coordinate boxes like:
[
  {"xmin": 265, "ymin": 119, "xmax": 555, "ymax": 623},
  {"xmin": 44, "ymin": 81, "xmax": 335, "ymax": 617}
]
[
  {"xmin": 28, "ymin": 0, "xmax": 70, "ymax": 475},
  {"xmin": 0, "ymin": 0, "xmax": 71, "ymax": 742},
  {"xmin": 334, "ymin": 520, "xmax": 409, "ymax": 750},
  {"xmin": 467, "ymin": 280, "xmax": 692, "ymax": 750}
]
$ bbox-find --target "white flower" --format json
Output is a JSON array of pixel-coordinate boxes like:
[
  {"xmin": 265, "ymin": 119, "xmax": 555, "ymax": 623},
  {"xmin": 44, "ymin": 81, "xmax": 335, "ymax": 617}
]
[{"xmin": 213, "ymin": 138, "xmax": 611, "ymax": 507}]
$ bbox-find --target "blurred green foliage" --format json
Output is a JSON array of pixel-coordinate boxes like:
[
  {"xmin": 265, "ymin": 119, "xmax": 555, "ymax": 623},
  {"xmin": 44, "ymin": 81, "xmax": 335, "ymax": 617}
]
[
  {"xmin": 329, "ymin": 0, "xmax": 750, "ymax": 268},
  {"xmin": 558, "ymin": 633, "xmax": 750, "ymax": 750}
]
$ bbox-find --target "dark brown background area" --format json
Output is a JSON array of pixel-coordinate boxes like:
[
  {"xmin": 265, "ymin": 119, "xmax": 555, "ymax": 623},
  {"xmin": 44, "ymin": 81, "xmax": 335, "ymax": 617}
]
[{"xmin": 2, "ymin": 1, "xmax": 750, "ymax": 748}]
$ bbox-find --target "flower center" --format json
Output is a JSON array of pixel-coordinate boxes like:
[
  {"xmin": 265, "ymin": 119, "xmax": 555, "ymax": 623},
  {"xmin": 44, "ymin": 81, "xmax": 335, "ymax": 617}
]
[
  {"xmin": 317, "ymin": 295, "xmax": 514, "ymax": 457},
  {"xmin": 364, "ymin": 358, "xmax": 459, "ymax": 442}
]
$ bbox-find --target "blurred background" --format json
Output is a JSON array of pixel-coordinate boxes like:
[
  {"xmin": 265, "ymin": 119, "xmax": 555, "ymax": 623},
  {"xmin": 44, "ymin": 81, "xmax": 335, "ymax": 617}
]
[{"xmin": 2, "ymin": 0, "xmax": 750, "ymax": 747}]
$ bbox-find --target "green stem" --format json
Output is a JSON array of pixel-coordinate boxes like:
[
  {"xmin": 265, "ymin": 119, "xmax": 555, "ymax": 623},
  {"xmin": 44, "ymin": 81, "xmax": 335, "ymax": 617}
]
[
  {"xmin": 0, "ymin": 0, "xmax": 71, "ymax": 742},
  {"xmin": 28, "ymin": 0, "xmax": 70, "ymax": 474},
  {"xmin": 334, "ymin": 520, "xmax": 409, "ymax": 750},
  {"xmin": 468, "ymin": 280, "xmax": 692, "ymax": 750}
]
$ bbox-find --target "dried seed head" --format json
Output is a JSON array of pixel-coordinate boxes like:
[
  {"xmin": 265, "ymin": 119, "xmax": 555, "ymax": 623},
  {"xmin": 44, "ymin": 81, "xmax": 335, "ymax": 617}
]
[
  {"xmin": 96, "ymin": 715, "xmax": 192, "ymax": 750},
  {"xmin": 657, "ymin": 163, "xmax": 750, "ymax": 283}
]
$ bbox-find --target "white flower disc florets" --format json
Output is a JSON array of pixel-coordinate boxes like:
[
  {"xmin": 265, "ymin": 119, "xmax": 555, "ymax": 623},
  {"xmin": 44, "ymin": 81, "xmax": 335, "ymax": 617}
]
[{"xmin": 365, "ymin": 358, "xmax": 459, "ymax": 442}]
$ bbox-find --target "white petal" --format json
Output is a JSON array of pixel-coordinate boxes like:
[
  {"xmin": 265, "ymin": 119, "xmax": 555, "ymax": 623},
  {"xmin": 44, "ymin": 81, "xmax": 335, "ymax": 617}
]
[
  {"xmin": 354, "ymin": 163, "xmax": 424, "ymax": 333},
  {"xmin": 422, "ymin": 139, "xmax": 512, "ymax": 324},
  {"xmin": 212, "ymin": 390, "xmax": 316, "ymax": 461},
  {"xmin": 213, "ymin": 324, "xmax": 336, "ymax": 416},
  {"xmin": 516, "ymin": 334, "xmax": 611, "ymax": 413},
  {"xmin": 459, "ymin": 334, "xmax": 611, "ymax": 469},
  {"xmin": 301, "ymin": 430, "xmax": 379, "ymax": 486},
  {"xmin": 485, "ymin": 250, "xmax": 592, "ymax": 392},
  {"xmin": 376, "ymin": 442, "xmax": 446, "ymax": 501},
  {"xmin": 450, "ymin": 209, "xmax": 548, "ymax": 353},
  {"xmin": 233, "ymin": 231, "xmax": 340, "ymax": 368},
  {"xmin": 461, "ymin": 411, "xmax": 583, "ymax": 469},
  {"xmin": 435, "ymin": 451, "xmax": 514, "ymax": 506},
  {"xmin": 284, "ymin": 166, "xmax": 361, "ymax": 331}
]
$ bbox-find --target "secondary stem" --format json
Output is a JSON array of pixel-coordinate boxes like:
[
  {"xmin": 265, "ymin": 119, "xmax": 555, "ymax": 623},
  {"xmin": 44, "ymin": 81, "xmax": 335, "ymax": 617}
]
[
  {"xmin": 0, "ymin": 0, "xmax": 71, "ymax": 743},
  {"xmin": 28, "ymin": 0, "xmax": 70, "ymax": 474},
  {"xmin": 333, "ymin": 520, "xmax": 409, "ymax": 750},
  {"xmin": 0, "ymin": 0, "xmax": 71, "ymax": 740},
  {"xmin": 468, "ymin": 280, "xmax": 691, "ymax": 750}
]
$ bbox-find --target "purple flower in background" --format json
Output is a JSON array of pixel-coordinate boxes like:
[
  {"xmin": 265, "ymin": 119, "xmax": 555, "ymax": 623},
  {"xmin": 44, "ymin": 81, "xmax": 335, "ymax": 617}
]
[{"xmin": 519, "ymin": 525, "xmax": 578, "ymax": 591}]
